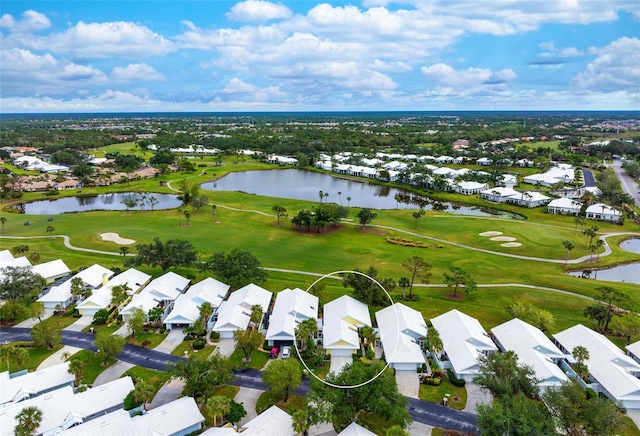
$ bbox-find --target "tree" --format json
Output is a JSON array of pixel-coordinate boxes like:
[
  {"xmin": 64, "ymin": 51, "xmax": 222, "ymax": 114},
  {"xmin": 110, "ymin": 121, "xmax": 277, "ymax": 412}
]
[
  {"xmin": 233, "ymin": 328, "xmax": 264, "ymax": 361},
  {"xmin": 191, "ymin": 194, "xmax": 209, "ymax": 212},
  {"xmin": 582, "ymin": 225, "xmax": 598, "ymax": 250},
  {"xmin": 308, "ymin": 360, "xmax": 411, "ymax": 428},
  {"xmin": 411, "ymin": 210, "xmax": 425, "ymax": 228},
  {"xmin": 611, "ymin": 313, "xmax": 640, "ymax": 344},
  {"xmin": 356, "ymin": 208, "xmax": 377, "ymax": 230},
  {"xmin": 473, "ymin": 350, "xmax": 539, "ymax": 400},
  {"xmin": 128, "ymin": 308, "xmax": 146, "ymax": 338},
  {"xmin": 94, "ymin": 331, "xmax": 126, "ymax": 364},
  {"xmin": 68, "ymin": 358, "xmax": 86, "ymax": 387},
  {"xmin": 0, "ymin": 266, "xmax": 46, "ymax": 302},
  {"xmin": 476, "ymin": 392, "xmax": 555, "ymax": 436},
  {"xmin": 148, "ymin": 307, "xmax": 164, "ymax": 328},
  {"xmin": 291, "ymin": 209, "xmax": 313, "ymax": 231},
  {"xmin": 205, "ymin": 395, "xmax": 231, "ymax": 427},
  {"xmin": 31, "ymin": 318, "xmax": 63, "ymax": 349},
  {"xmin": 262, "ymin": 358, "xmax": 302, "ymax": 403},
  {"xmin": 110, "ymin": 283, "xmax": 130, "ymax": 317},
  {"xmin": 401, "ymin": 256, "xmax": 431, "ymax": 299},
  {"xmin": 121, "ymin": 198, "xmax": 137, "ymax": 214},
  {"xmin": 227, "ymin": 400, "xmax": 246, "ymax": 425},
  {"xmin": 199, "ymin": 302, "xmax": 213, "ymax": 326},
  {"xmin": 119, "ymin": 246, "xmax": 129, "ymax": 258},
  {"xmin": 126, "ymin": 238, "xmax": 198, "ymax": 273},
  {"xmin": 178, "ymin": 180, "xmax": 200, "ymax": 206},
  {"xmin": 168, "ymin": 353, "xmax": 234, "ymax": 401},
  {"xmin": 133, "ymin": 378, "xmax": 155, "ymax": 410},
  {"xmin": 292, "ymin": 408, "xmax": 310, "ymax": 436},
  {"xmin": 443, "ymin": 266, "xmax": 477, "ymax": 298},
  {"xmin": 28, "ymin": 302, "xmax": 45, "ymax": 322},
  {"xmin": 70, "ymin": 277, "xmax": 89, "ymax": 301},
  {"xmin": 46, "ymin": 225, "xmax": 54, "ymax": 238},
  {"xmin": 272, "ymin": 205, "xmax": 287, "ymax": 225},
  {"xmin": 93, "ymin": 308, "xmax": 109, "ymax": 325},
  {"xmin": 200, "ymin": 248, "xmax": 267, "ymax": 289},
  {"xmin": 346, "ymin": 196, "xmax": 351, "ymax": 207},
  {"xmin": 295, "ymin": 318, "xmax": 318, "ymax": 353},
  {"xmin": 0, "ymin": 345, "xmax": 29, "ymax": 373},
  {"xmin": 397, "ymin": 277, "xmax": 410, "ymax": 300},
  {"xmin": 14, "ymin": 406, "xmax": 43, "ymax": 436},
  {"xmin": 543, "ymin": 380, "xmax": 626, "ymax": 436},
  {"xmin": 249, "ymin": 304, "xmax": 263, "ymax": 329},
  {"xmin": 386, "ymin": 426, "xmax": 409, "ymax": 436},
  {"xmin": 426, "ymin": 326, "xmax": 443, "ymax": 357},
  {"xmin": 0, "ymin": 216, "xmax": 6, "ymax": 235},
  {"xmin": 596, "ymin": 286, "xmax": 630, "ymax": 332},
  {"xmin": 343, "ymin": 267, "xmax": 395, "ymax": 307},
  {"xmin": 562, "ymin": 239, "xmax": 575, "ymax": 264}
]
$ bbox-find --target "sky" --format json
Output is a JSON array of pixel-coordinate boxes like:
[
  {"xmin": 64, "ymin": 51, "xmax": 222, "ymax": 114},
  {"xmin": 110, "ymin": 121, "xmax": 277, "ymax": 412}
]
[{"xmin": 0, "ymin": 0, "xmax": 639, "ymax": 113}]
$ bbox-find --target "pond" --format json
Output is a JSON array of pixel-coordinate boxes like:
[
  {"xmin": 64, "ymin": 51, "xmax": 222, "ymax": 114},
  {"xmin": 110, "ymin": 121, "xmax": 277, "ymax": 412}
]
[
  {"xmin": 201, "ymin": 169, "xmax": 511, "ymax": 217},
  {"xmin": 567, "ymin": 263, "xmax": 640, "ymax": 285},
  {"xmin": 21, "ymin": 193, "xmax": 182, "ymax": 215},
  {"xmin": 620, "ymin": 238, "xmax": 640, "ymax": 254}
]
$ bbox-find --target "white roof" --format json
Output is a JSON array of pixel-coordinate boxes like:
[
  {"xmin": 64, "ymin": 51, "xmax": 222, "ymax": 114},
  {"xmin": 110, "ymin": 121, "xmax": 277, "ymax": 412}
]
[
  {"xmin": 212, "ymin": 283, "xmax": 272, "ymax": 332},
  {"xmin": 74, "ymin": 264, "xmax": 114, "ymax": 288},
  {"xmin": 121, "ymin": 271, "xmax": 190, "ymax": 316},
  {"xmin": 0, "ymin": 377, "xmax": 134, "ymax": 436},
  {"xmin": 323, "ymin": 295, "xmax": 371, "ymax": 350},
  {"xmin": 77, "ymin": 268, "xmax": 151, "ymax": 311},
  {"xmin": 32, "ymin": 259, "xmax": 71, "ymax": 281},
  {"xmin": 548, "ymin": 197, "xmax": 582, "ymax": 210},
  {"xmin": 554, "ymin": 324, "xmax": 640, "ymax": 403},
  {"xmin": 432, "ymin": 167, "xmax": 454, "ymax": 176},
  {"xmin": 481, "ymin": 187, "xmax": 519, "ymax": 197},
  {"xmin": 586, "ymin": 203, "xmax": 621, "ymax": 216},
  {"xmin": 491, "ymin": 319, "xmax": 568, "ymax": 389},
  {"xmin": 58, "ymin": 396, "xmax": 204, "ymax": 436},
  {"xmin": 376, "ymin": 303, "xmax": 427, "ymax": 365},
  {"xmin": 457, "ymin": 181, "xmax": 488, "ymax": 190},
  {"xmin": 431, "ymin": 310, "xmax": 497, "ymax": 376},
  {"xmin": 0, "ymin": 255, "xmax": 31, "ymax": 270},
  {"xmin": 509, "ymin": 191, "xmax": 551, "ymax": 202},
  {"xmin": 627, "ymin": 341, "xmax": 640, "ymax": 358},
  {"xmin": 0, "ymin": 250, "xmax": 14, "ymax": 263},
  {"xmin": 265, "ymin": 288, "xmax": 319, "ymax": 342},
  {"xmin": 0, "ymin": 362, "xmax": 74, "ymax": 405},
  {"xmin": 164, "ymin": 277, "xmax": 230, "ymax": 325},
  {"xmin": 339, "ymin": 422, "xmax": 377, "ymax": 436},
  {"xmin": 201, "ymin": 405, "xmax": 294, "ymax": 436}
]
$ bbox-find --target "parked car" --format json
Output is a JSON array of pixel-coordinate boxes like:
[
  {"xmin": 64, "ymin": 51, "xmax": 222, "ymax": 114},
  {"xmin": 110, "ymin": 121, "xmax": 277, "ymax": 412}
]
[
  {"xmin": 281, "ymin": 346, "xmax": 291, "ymax": 358},
  {"xmin": 270, "ymin": 346, "xmax": 280, "ymax": 359}
]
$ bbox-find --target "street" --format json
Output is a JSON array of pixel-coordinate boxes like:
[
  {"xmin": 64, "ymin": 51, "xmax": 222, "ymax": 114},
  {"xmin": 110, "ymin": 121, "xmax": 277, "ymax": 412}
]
[{"xmin": 610, "ymin": 158, "xmax": 640, "ymax": 208}]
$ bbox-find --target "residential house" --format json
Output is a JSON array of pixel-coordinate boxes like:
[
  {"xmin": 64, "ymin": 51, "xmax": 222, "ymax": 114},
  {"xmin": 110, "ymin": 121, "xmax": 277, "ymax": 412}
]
[
  {"xmin": 515, "ymin": 159, "xmax": 534, "ymax": 167},
  {"xmin": 323, "ymin": 295, "xmax": 371, "ymax": 358},
  {"xmin": 375, "ymin": 303, "xmax": 427, "ymax": 371},
  {"xmin": 523, "ymin": 163, "xmax": 575, "ymax": 187},
  {"xmin": 120, "ymin": 271, "xmax": 190, "ymax": 322},
  {"xmin": 430, "ymin": 309, "xmax": 497, "ymax": 382},
  {"xmin": 37, "ymin": 264, "xmax": 114, "ymax": 309},
  {"xmin": 507, "ymin": 191, "xmax": 551, "ymax": 208},
  {"xmin": 491, "ymin": 318, "xmax": 568, "ymax": 393},
  {"xmin": 480, "ymin": 187, "xmax": 519, "ymax": 203},
  {"xmin": 164, "ymin": 277, "xmax": 230, "ymax": 330},
  {"xmin": 265, "ymin": 288, "xmax": 319, "ymax": 346},
  {"xmin": 554, "ymin": 324, "xmax": 640, "ymax": 409},
  {"xmin": 499, "ymin": 174, "xmax": 518, "ymax": 188},
  {"xmin": 339, "ymin": 422, "xmax": 377, "ymax": 436},
  {"xmin": 0, "ymin": 362, "xmax": 74, "ymax": 406},
  {"xmin": 585, "ymin": 203, "xmax": 622, "ymax": 223},
  {"xmin": 627, "ymin": 341, "xmax": 640, "ymax": 364},
  {"xmin": 32, "ymin": 259, "xmax": 71, "ymax": 283},
  {"xmin": 547, "ymin": 197, "xmax": 582, "ymax": 216},
  {"xmin": 454, "ymin": 181, "xmax": 489, "ymax": 195},
  {"xmin": 211, "ymin": 283, "xmax": 273, "ymax": 338},
  {"xmin": 76, "ymin": 268, "xmax": 151, "ymax": 317},
  {"xmin": 201, "ymin": 405, "xmax": 293, "ymax": 436},
  {"xmin": 267, "ymin": 155, "xmax": 298, "ymax": 165},
  {"xmin": 476, "ymin": 157, "xmax": 493, "ymax": 166}
]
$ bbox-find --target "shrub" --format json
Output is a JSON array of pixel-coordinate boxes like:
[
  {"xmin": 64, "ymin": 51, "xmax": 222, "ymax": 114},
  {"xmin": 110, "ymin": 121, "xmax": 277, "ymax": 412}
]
[
  {"xmin": 447, "ymin": 369, "xmax": 466, "ymax": 387},
  {"xmin": 63, "ymin": 305, "xmax": 77, "ymax": 317},
  {"xmin": 365, "ymin": 348, "xmax": 375, "ymax": 360},
  {"xmin": 585, "ymin": 388, "xmax": 597, "ymax": 399},
  {"xmin": 193, "ymin": 338, "xmax": 205, "ymax": 350},
  {"xmin": 425, "ymin": 377, "xmax": 442, "ymax": 386},
  {"xmin": 123, "ymin": 390, "xmax": 142, "ymax": 410},
  {"xmin": 210, "ymin": 331, "xmax": 220, "ymax": 340}
]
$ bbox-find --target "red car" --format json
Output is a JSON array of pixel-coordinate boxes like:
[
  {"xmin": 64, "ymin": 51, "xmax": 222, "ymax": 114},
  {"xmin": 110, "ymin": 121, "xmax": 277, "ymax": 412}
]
[{"xmin": 270, "ymin": 346, "xmax": 280, "ymax": 359}]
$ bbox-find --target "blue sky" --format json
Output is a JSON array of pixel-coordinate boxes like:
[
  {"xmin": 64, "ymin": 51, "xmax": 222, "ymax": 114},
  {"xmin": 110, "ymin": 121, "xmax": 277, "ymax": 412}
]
[{"xmin": 1, "ymin": 0, "xmax": 638, "ymax": 112}]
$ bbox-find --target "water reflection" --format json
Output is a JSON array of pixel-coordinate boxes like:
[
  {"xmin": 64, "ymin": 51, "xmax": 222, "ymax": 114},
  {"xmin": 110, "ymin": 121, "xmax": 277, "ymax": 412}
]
[
  {"xmin": 567, "ymin": 263, "xmax": 640, "ymax": 285},
  {"xmin": 620, "ymin": 238, "xmax": 640, "ymax": 254},
  {"xmin": 22, "ymin": 192, "xmax": 181, "ymax": 215}
]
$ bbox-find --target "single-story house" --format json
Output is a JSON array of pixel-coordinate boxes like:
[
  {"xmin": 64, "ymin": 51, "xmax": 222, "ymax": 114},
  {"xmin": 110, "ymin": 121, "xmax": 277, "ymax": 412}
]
[
  {"xmin": 37, "ymin": 264, "xmax": 114, "ymax": 309},
  {"xmin": 76, "ymin": 268, "xmax": 151, "ymax": 317},
  {"xmin": 554, "ymin": 324, "xmax": 640, "ymax": 409},
  {"xmin": 339, "ymin": 422, "xmax": 377, "ymax": 436},
  {"xmin": 476, "ymin": 157, "xmax": 493, "ymax": 166},
  {"xmin": 164, "ymin": 277, "xmax": 230, "ymax": 330},
  {"xmin": 523, "ymin": 164, "xmax": 575, "ymax": 187},
  {"xmin": 375, "ymin": 303, "xmax": 427, "ymax": 371},
  {"xmin": 120, "ymin": 271, "xmax": 190, "ymax": 321},
  {"xmin": 432, "ymin": 167, "xmax": 455, "ymax": 177},
  {"xmin": 455, "ymin": 181, "xmax": 489, "ymax": 195},
  {"xmin": 500, "ymin": 174, "xmax": 518, "ymax": 188},
  {"xmin": 211, "ymin": 283, "xmax": 273, "ymax": 338},
  {"xmin": 507, "ymin": 191, "xmax": 551, "ymax": 208},
  {"xmin": 515, "ymin": 159, "xmax": 534, "ymax": 167},
  {"xmin": 627, "ymin": 341, "xmax": 640, "ymax": 364},
  {"xmin": 585, "ymin": 203, "xmax": 622, "ymax": 223},
  {"xmin": 267, "ymin": 155, "xmax": 298, "ymax": 165},
  {"xmin": 480, "ymin": 187, "xmax": 519, "ymax": 203},
  {"xmin": 434, "ymin": 155, "xmax": 454, "ymax": 164},
  {"xmin": 547, "ymin": 197, "xmax": 582, "ymax": 216},
  {"xmin": 57, "ymin": 396, "xmax": 204, "ymax": 436},
  {"xmin": 0, "ymin": 362, "xmax": 74, "ymax": 406},
  {"xmin": 430, "ymin": 309, "xmax": 497, "ymax": 382},
  {"xmin": 31, "ymin": 259, "xmax": 71, "ymax": 283},
  {"xmin": 201, "ymin": 405, "xmax": 293, "ymax": 436},
  {"xmin": 0, "ymin": 377, "xmax": 134, "ymax": 436},
  {"xmin": 491, "ymin": 318, "xmax": 568, "ymax": 393},
  {"xmin": 323, "ymin": 295, "xmax": 371, "ymax": 358},
  {"xmin": 265, "ymin": 288, "xmax": 319, "ymax": 346}
]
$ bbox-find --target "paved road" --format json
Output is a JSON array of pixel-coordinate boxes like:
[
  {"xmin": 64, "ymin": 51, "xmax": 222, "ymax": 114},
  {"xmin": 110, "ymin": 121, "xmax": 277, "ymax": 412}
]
[
  {"xmin": 582, "ymin": 168, "xmax": 596, "ymax": 187},
  {"xmin": 610, "ymin": 158, "xmax": 640, "ymax": 208},
  {"xmin": 408, "ymin": 397, "xmax": 477, "ymax": 433}
]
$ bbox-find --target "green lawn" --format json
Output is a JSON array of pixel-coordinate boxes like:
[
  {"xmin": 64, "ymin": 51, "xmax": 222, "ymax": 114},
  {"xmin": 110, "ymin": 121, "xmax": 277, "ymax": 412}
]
[
  {"xmin": 418, "ymin": 377, "xmax": 468, "ymax": 411},
  {"xmin": 127, "ymin": 331, "xmax": 168, "ymax": 348},
  {"xmin": 0, "ymin": 342, "xmax": 62, "ymax": 372},
  {"xmin": 171, "ymin": 339, "xmax": 216, "ymax": 360},
  {"xmin": 70, "ymin": 349, "xmax": 116, "ymax": 385},
  {"xmin": 213, "ymin": 384, "xmax": 240, "ymax": 400},
  {"xmin": 228, "ymin": 348, "xmax": 271, "ymax": 370},
  {"xmin": 255, "ymin": 392, "xmax": 306, "ymax": 414},
  {"xmin": 121, "ymin": 366, "xmax": 172, "ymax": 397}
]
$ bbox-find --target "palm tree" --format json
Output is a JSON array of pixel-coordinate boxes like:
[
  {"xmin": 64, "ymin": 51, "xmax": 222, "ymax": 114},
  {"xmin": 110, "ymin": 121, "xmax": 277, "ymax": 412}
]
[
  {"xmin": 205, "ymin": 395, "xmax": 231, "ymax": 427},
  {"xmin": 291, "ymin": 408, "xmax": 310, "ymax": 436},
  {"xmin": 111, "ymin": 283, "xmax": 130, "ymax": 317},
  {"xmin": 426, "ymin": 326, "xmax": 443, "ymax": 358},
  {"xmin": 14, "ymin": 406, "xmax": 43, "ymax": 436},
  {"xmin": 562, "ymin": 240, "xmax": 575, "ymax": 264},
  {"xmin": 68, "ymin": 359, "xmax": 86, "ymax": 387},
  {"xmin": 133, "ymin": 378, "xmax": 155, "ymax": 410},
  {"xmin": 46, "ymin": 225, "xmax": 54, "ymax": 238},
  {"xmin": 0, "ymin": 216, "xmax": 6, "ymax": 235},
  {"xmin": 595, "ymin": 239, "xmax": 605, "ymax": 260},
  {"xmin": 572, "ymin": 345, "xmax": 590, "ymax": 381},
  {"xmin": 199, "ymin": 302, "xmax": 213, "ymax": 326},
  {"xmin": 318, "ymin": 190, "xmax": 324, "ymax": 203},
  {"xmin": 337, "ymin": 191, "xmax": 342, "ymax": 205},
  {"xmin": 346, "ymin": 196, "xmax": 351, "ymax": 207}
]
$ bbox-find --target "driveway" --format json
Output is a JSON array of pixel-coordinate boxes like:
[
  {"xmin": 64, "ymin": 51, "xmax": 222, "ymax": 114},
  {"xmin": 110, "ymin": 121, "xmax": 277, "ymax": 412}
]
[
  {"xmin": 93, "ymin": 360, "xmax": 135, "ymax": 386},
  {"xmin": 463, "ymin": 382, "xmax": 492, "ymax": 414},
  {"xmin": 37, "ymin": 345, "xmax": 81, "ymax": 370},
  {"xmin": 329, "ymin": 356, "xmax": 352, "ymax": 375},
  {"xmin": 64, "ymin": 315, "xmax": 93, "ymax": 332},
  {"xmin": 409, "ymin": 421, "xmax": 433, "ymax": 436},
  {"xmin": 153, "ymin": 328, "xmax": 184, "ymax": 354},
  {"xmin": 148, "ymin": 378, "xmax": 185, "ymax": 410},
  {"xmin": 396, "ymin": 371, "xmax": 420, "ymax": 399},
  {"xmin": 215, "ymin": 338, "xmax": 236, "ymax": 357},
  {"xmin": 234, "ymin": 387, "xmax": 263, "ymax": 426},
  {"xmin": 113, "ymin": 322, "xmax": 131, "ymax": 338},
  {"xmin": 15, "ymin": 308, "xmax": 55, "ymax": 327}
]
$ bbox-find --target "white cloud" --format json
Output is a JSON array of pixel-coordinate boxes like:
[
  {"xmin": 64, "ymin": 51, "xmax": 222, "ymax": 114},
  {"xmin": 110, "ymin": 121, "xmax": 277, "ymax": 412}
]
[
  {"xmin": 226, "ymin": 0, "xmax": 292, "ymax": 23},
  {"xmin": 0, "ymin": 10, "xmax": 50, "ymax": 32},
  {"xmin": 111, "ymin": 64, "xmax": 165, "ymax": 82},
  {"xmin": 572, "ymin": 37, "xmax": 640, "ymax": 92},
  {"xmin": 421, "ymin": 63, "xmax": 516, "ymax": 87}
]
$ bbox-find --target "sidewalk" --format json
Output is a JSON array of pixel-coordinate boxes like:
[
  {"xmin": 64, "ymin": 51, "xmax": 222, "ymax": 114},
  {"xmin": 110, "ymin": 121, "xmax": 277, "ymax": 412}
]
[
  {"xmin": 15, "ymin": 308, "xmax": 55, "ymax": 328},
  {"xmin": 93, "ymin": 361, "xmax": 135, "ymax": 386},
  {"xmin": 37, "ymin": 345, "xmax": 81, "ymax": 370}
]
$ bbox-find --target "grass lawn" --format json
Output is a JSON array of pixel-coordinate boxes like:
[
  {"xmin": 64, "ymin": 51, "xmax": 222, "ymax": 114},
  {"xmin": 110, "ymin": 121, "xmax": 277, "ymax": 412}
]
[
  {"xmin": 228, "ymin": 348, "xmax": 270, "ymax": 370},
  {"xmin": 122, "ymin": 366, "xmax": 172, "ymax": 397},
  {"xmin": 127, "ymin": 331, "xmax": 168, "ymax": 348},
  {"xmin": 255, "ymin": 391, "xmax": 306, "ymax": 414},
  {"xmin": 82, "ymin": 323, "xmax": 120, "ymax": 335},
  {"xmin": 70, "ymin": 349, "xmax": 117, "ymax": 385},
  {"xmin": 301, "ymin": 357, "xmax": 330, "ymax": 380},
  {"xmin": 213, "ymin": 384, "xmax": 240, "ymax": 400},
  {"xmin": 418, "ymin": 377, "xmax": 468, "ymax": 411},
  {"xmin": 334, "ymin": 412, "xmax": 394, "ymax": 435},
  {"xmin": 171, "ymin": 339, "xmax": 216, "ymax": 360},
  {"xmin": 0, "ymin": 341, "xmax": 62, "ymax": 372},
  {"xmin": 620, "ymin": 416, "xmax": 640, "ymax": 436}
]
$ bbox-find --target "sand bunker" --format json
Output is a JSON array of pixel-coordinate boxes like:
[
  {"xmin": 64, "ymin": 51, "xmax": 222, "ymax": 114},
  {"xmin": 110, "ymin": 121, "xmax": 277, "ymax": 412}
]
[
  {"xmin": 100, "ymin": 232, "xmax": 135, "ymax": 245},
  {"xmin": 490, "ymin": 236, "xmax": 517, "ymax": 242},
  {"xmin": 479, "ymin": 231, "xmax": 503, "ymax": 237},
  {"xmin": 501, "ymin": 242, "xmax": 522, "ymax": 247}
]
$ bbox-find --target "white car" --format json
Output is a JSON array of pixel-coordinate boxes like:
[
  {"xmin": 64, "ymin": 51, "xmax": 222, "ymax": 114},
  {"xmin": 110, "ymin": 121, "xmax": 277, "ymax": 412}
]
[{"xmin": 281, "ymin": 346, "xmax": 291, "ymax": 358}]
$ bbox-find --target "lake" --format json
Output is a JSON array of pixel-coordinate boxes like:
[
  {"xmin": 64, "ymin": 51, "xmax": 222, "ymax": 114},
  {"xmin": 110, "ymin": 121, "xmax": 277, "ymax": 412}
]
[
  {"xmin": 567, "ymin": 263, "xmax": 640, "ymax": 285},
  {"xmin": 201, "ymin": 169, "xmax": 509, "ymax": 217},
  {"xmin": 21, "ymin": 193, "xmax": 182, "ymax": 215},
  {"xmin": 620, "ymin": 238, "xmax": 640, "ymax": 254}
]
